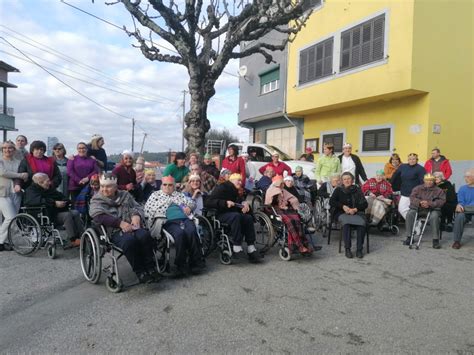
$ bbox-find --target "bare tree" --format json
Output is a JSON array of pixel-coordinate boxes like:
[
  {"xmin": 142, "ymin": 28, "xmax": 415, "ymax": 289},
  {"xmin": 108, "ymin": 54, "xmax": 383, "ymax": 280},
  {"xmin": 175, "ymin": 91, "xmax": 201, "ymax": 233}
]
[{"xmin": 108, "ymin": 0, "xmax": 310, "ymax": 154}]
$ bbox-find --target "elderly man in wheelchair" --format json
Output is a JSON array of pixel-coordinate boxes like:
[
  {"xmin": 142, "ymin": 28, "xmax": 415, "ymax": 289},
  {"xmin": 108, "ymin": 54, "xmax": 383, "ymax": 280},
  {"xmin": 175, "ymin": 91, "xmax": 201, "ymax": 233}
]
[
  {"xmin": 89, "ymin": 173, "xmax": 160, "ymax": 284},
  {"xmin": 24, "ymin": 173, "xmax": 83, "ymax": 246},
  {"xmin": 265, "ymin": 175, "xmax": 314, "ymax": 258},
  {"xmin": 144, "ymin": 176, "xmax": 206, "ymax": 277}
]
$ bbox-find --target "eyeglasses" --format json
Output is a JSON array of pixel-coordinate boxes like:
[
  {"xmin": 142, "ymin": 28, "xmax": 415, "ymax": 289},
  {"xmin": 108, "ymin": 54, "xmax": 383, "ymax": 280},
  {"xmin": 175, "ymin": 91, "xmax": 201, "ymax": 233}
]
[
  {"xmin": 190, "ymin": 180, "xmax": 200, "ymax": 183},
  {"xmin": 162, "ymin": 183, "xmax": 173, "ymax": 187},
  {"xmin": 2, "ymin": 147, "xmax": 14, "ymax": 150},
  {"xmin": 77, "ymin": 147, "xmax": 87, "ymax": 150},
  {"xmin": 54, "ymin": 148, "xmax": 63, "ymax": 151}
]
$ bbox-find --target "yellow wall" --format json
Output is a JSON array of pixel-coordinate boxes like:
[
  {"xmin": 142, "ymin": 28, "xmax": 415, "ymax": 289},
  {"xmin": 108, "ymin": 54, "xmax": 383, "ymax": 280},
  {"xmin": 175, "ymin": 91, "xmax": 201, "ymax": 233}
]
[
  {"xmin": 411, "ymin": 0, "xmax": 474, "ymax": 161},
  {"xmin": 305, "ymin": 94, "xmax": 430, "ymax": 163},
  {"xmin": 287, "ymin": 0, "xmax": 416, "ymax": 115}
]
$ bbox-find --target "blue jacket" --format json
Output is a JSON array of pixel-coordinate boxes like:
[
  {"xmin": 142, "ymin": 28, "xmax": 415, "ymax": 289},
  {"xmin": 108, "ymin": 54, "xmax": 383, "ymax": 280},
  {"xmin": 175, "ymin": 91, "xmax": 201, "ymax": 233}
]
[{"xmin": 390, "ymin": 163, "xmax": 426, "ymax": 197}]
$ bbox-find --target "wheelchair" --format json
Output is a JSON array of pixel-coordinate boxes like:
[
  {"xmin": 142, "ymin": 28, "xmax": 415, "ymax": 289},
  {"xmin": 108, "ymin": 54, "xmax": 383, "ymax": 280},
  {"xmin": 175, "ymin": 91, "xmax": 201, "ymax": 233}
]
[
  {"xmin": 8, "ymin": 206, "xmax": 65, "ymax": 259},
  {"xmin": 262, "ymin": 204, "xmax": 315, "ymax": 261},
  {"xmin": 201, "ymin": 208, "xmax": 273, "ymax": 265},
  {"xmin": 313, "ymin": 196, "xmax": 332, "ymax": 239},
  {"xmin": 374, "ymin": 199, "xmax": 400, "ymax": 235}
]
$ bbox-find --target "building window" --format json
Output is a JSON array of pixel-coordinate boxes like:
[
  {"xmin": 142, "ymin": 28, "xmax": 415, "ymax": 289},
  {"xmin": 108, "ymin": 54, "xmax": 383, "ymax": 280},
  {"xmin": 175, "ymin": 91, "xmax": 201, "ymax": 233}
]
[
  {"xmin": 299, "ymin": 37, "xmax": 333, "ymax": 85},
  {"xmin": 302, "ymin": 0, "xmax": 322, "ymax": 12},
  {"xmin": 340, "ymin": 14, "xmax": 385, "ymax": 72},
  {"xmin": 305, "ymin": 138, "xmax": 319, "ymax": 154},
  {"xmin": 362, "ymin": 127, "xmax": 391, "ymax": 152},
  {"xmin": 260, "ymin": 67, "xmax": 280, "ymax": 95},
  {"xmin": 322, "ymin": 133, "xmax": 344, "ymax": 153}
]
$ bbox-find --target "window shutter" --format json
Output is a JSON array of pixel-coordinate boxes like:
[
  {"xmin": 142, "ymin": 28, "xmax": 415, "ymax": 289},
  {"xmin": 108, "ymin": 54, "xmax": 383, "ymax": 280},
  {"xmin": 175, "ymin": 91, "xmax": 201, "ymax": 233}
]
[
  {"xmin": 322, "ymin": 133, "xmax": 344, "ymax": 152},
  {"xmin": 260, "ymin": 68, "xmax": 279, "ymax": 86},
  {"xmin": 299, "ymin": 37, "xmax": 333, "ymax": 85},
  {"xmin": 299, "ymin": 50, "xmax": 308, "ymax": 84},
  {"xmin": 362, "ymin": 128, "xmax": 391, "ymax": 152}
]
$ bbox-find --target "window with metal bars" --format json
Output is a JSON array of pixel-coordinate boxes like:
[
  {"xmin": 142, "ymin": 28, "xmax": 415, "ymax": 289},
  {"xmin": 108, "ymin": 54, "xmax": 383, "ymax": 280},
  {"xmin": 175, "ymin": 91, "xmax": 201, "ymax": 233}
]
[
  {"xmin": 322, "ymin": 133, "xmax": 343, "ymax": 153},
  {"xmin": 340, "ymin": 14, "xmax": 385, "ymax": 72},
  {"xmin": 299, "ymin": 37, "xmax": 333, "ymax": 85},
  {"xmin": 362, "ymin": 128, "xmax": 391, "ymax": 152},
  {"xmin": 302, "ymin": 0, "xmax": 322, "ymax": 12}
]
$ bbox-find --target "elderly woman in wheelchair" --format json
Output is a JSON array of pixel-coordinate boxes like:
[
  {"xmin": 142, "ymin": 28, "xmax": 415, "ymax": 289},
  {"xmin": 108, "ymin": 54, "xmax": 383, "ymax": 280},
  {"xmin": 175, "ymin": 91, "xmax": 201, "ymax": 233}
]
[
  {"xmin": 144, "ymin": 176, "xmax": 206, "ymax": 277},
  {"xmin": 89, "ymin": 173, "xmax": 160, "ymax": 285},
  {"xmin": 264, "ymin": 175, "xmax": 313, "ymax": 259}
]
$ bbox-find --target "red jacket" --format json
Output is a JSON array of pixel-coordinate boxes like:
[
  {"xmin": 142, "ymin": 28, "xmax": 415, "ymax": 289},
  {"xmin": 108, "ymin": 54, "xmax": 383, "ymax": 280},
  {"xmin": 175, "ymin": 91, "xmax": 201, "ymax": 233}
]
[
  {"xmin": 258, "ymin": 161, "xmax": 292, "ymax": 177},
  {"xmin": 362, "ymin": 178, "xmax": 393, "ymax": 198},
  {"xmin": 424, "ymin": 156, "xmax": 452, "ymax": 180},
  {"xmin": 221, "ymin": 156, "xmax": 246, "ymax": 185}
]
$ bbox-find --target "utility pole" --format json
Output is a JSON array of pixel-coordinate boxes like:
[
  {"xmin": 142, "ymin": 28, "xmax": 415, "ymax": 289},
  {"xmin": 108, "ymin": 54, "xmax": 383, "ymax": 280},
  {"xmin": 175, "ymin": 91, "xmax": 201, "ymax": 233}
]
[
  {"xmin": 131, "ymin": 118, "xmax": 135, "ymax": 152},
  {"xmin": 181, "ymin": 90, "xmax": 188, "ymax": 152},
  {"xmin": 140, "ymin": 133, "xmax": 147, "ymax": 154}
]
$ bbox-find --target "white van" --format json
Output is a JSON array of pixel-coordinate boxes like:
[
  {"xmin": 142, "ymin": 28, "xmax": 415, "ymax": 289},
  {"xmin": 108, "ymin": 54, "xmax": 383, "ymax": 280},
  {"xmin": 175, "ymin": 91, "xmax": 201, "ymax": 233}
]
[{"xmin": 229, "ymin": 143, "xmax": 315, "ymax": 180}]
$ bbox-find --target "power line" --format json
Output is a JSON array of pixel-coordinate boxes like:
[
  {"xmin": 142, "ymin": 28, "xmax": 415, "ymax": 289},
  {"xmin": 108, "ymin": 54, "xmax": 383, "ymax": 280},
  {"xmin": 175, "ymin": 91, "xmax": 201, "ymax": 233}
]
[
  {"xmin": 1, "ymin": 49, "xmax": 178, "ymax": 104},
  {"xmin": 59, "ymin": 1, "xmax": 240, "ymax": 79},
  {"xmin": 0, "ymin": 25, "xmax": 179, "ymax": 102},
  {"xmin": 1, "ymin": 36, "xmax": 133, "ymax": 120}
]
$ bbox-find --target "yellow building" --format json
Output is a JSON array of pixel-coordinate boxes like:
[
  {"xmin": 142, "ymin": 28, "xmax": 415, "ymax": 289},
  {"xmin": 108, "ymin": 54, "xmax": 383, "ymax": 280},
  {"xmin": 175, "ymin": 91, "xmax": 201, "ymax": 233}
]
[{"xmin": 287, "ymin": 0, "xmax": 473, "ymax": 186}]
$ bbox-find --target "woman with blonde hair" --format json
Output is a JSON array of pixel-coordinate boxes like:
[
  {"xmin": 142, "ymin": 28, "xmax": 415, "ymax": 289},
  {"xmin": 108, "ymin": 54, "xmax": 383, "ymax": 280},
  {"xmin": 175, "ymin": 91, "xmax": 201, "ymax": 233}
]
[{"xmin": 87, "ymin": 134, "xmax": 107, "ymax": 171}]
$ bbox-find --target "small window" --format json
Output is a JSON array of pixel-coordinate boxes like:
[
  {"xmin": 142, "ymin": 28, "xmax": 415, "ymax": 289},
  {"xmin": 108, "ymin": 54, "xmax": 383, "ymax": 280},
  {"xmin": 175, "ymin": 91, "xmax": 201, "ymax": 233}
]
[
  {"xmin": 322, "ymin": 133, "xmax": 343, "ymax": 153},
  {"xmin": 362, "ymin": 128, "xmax": 390, "ymax": 152},
  {"xmin": 302, "ymin": 0, "xmax": 322, "ymax": 12},
  {"xmin": 340, "ymin": 14, "xmax": 385, "ymax": 72},
  {"xmin": 299, "ymin": 37, "xmax": 333, "ymax": 85},
  {"xmin": 259, "ymin": 67, "xmax": 280, "ymax": 95}
]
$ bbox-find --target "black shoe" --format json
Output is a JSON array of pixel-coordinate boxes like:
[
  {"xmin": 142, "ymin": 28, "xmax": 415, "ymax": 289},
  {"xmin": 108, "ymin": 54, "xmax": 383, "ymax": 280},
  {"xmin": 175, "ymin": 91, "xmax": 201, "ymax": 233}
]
[
  {"xmin": 248, "ymin": 250, "xmax": 262, "ymax": 263},
  {"xmin": 356, "ymin": 250, "xmax": 363, "ymax": 259},
  {"xmin": 314, "ymin": 245, "xmax": 322, "ymax": 251},
  {"xmin": 173, "ymin": 266, "xmax": 188, "ymax": 278},
  {"xmin": 232, "ymin": 249, "xmax": 244, "ymax": 259},
  {"xmin": 403, "ymin": 237, "xmax": 411, "ymax": 246},
  {"xmin": 345, "ymin": 249, "xmax": 353, "ymax": 259},
  {"xmin": 148, "ymin": 269, "xmax": 162, "ymax": 283},
  {"xmin": 189, "ymin": 261, "xmax": 206, "ymax": 275},
  {"xmin": 432, "ymin": 239, "xmax": 441, "ymax": 249},
  {"xmin": 0, "ymin": 244, "xmax": 4, "ymax": 252},
  {"xmin": 137, "ymin": 272, "xmax": 153, "ymax": 284}
]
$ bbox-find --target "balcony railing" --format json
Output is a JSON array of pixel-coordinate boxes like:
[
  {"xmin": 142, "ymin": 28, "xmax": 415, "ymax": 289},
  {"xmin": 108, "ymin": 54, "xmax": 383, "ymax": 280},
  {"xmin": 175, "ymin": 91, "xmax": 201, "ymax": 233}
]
[{"xmin": 0, "ymin": 106, "xmax": 14, "ymax": 115}]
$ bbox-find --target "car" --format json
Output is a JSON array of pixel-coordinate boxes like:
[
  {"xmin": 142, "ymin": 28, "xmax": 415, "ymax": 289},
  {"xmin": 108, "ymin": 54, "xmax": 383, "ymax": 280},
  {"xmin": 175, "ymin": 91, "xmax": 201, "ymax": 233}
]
[{"xmin": 229, "ymin": 143, "xmax": 315, "ymax": 180}]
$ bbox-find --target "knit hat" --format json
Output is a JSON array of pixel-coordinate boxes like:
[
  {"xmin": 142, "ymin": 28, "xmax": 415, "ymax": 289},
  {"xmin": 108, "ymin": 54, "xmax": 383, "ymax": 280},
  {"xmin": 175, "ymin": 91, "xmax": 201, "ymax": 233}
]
[
  {"xmin": 122, "ymin": 150, "xmax": 133, "ymax": 158},
  {"xmin": 203, "ymin": 153, "xmax": 211, "ymax": 159},
  {"xmin": 229, "ymin": 173, "xmax": 242, "ymax": 181},
  {"xmin": 376, "ymin": 169, "xmax": 385, "ymax": 176},
  {"xmin": 272, "ymin": 175, "xmax": 284, "ymax": 184},
  {"xmin": 295, "ymin": 166, "xmax": 303, "ymax": 172},
  {"xmin": 162, "ymin": 176, "xmax": 175, "ymax": 184},
  {"xmin": 284, "ymin": 176, "xmax": 294, "ymax": 182},
  {"xmin": 220, "ymin": 169, "xmax": 231, "ymax": 176}
]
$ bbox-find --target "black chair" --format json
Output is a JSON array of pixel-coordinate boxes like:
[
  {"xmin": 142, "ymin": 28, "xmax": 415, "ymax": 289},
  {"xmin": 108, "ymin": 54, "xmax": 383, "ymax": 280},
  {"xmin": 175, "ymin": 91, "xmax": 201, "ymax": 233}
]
[{"xmin": 327, "ymin": 213, "xmax": 369, "ymax": 254}]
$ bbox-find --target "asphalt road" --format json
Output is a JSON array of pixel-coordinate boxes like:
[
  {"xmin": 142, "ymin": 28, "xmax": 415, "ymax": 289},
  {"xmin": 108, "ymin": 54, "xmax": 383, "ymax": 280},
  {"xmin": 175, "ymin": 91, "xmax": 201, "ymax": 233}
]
[{"xmin": 1, "ymin": 226, "xmax": 473, "ymax": 354}]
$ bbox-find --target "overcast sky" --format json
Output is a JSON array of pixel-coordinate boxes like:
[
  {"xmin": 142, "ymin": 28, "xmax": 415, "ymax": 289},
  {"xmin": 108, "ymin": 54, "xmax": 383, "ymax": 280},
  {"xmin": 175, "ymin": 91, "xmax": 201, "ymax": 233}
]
[{"xmin": 0, "ymin": 0, "xmax": 248, "ymax": 154}]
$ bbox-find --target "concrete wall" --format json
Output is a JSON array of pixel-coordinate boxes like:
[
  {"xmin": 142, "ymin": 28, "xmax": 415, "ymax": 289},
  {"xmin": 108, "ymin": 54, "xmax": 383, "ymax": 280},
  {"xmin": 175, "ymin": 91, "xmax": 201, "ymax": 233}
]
[{"xmin": 238, "ymin": 31, "xmax": 288, "ymax": 123}]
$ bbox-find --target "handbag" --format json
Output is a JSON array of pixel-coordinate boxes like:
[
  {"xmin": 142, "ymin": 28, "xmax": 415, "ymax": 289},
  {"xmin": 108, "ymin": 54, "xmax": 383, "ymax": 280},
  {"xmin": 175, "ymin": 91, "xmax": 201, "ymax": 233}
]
[{"xmin": 338, "ymin": 213, "xmax": 367, "ymax": 226}]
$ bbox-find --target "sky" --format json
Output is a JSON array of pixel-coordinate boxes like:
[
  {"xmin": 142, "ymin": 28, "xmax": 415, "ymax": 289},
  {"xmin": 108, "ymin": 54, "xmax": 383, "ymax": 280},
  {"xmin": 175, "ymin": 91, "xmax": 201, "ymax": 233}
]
[{"xmin": 0, "ymin": 0, "xmax": 248, "ymax": 154}]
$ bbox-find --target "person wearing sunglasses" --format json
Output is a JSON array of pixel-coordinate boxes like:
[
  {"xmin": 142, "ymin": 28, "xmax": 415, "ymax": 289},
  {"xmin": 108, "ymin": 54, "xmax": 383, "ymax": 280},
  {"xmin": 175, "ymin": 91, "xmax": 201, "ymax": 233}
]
[
  {"xmin": 16, "ymin": 140, "xmax": 62, "ymax": 190},
  {"xmin": 145, "ymin": 175, "xmax": 205, "ymax": 276}
]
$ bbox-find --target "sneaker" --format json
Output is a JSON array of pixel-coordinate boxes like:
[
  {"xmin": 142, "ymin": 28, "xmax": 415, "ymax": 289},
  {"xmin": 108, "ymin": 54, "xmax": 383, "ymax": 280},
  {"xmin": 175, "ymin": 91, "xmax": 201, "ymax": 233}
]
[
  {"xmin": 452, "ymin": 241, "xmax": 461, "ymax": 249},
  {"xmin": 403, "ymin": 237, "xmax": 411, "ymax": 246},
  {"xmin": 248, "ymin": 250, "xmax": 262, "ymax": 263},
  {"xmin": 345, "ymin": 249, "xmax": 353, "ymax": 259},
  {"xmin": 356, "ymin": 250, "xmax": 363, "ymax": 259}
]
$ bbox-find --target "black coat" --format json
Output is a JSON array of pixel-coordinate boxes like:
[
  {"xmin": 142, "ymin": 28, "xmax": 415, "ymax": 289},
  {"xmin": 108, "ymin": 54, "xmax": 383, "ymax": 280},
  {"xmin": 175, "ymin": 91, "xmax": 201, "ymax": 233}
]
[
  {"xmin": 201, "ymin": 163, "xmax": 220, "ymax": 180},
  {"xmin": 437, "ymin": 181, "xmax": 457, "ymax": 208},
  {"xmin": 329, "ymin": 185, "xmax": 368, "ymax": 220},
  {"xmin": 24, "ymin": 183, "xmax": 69, "ymax": 218},
  {"xmin": 338, "ymin": 154, "xmax": 367, "ymax": 185},
  {"xmin": 205, "ymin": 181, "xmax": 243, "ymax": 214}
]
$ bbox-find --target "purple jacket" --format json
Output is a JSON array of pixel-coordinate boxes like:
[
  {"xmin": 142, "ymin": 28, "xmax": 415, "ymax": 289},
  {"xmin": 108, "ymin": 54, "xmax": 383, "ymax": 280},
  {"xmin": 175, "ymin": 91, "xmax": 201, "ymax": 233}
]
[{"xmin": 67, "ymin": 156, "xmax": 99, "ymax": 192}]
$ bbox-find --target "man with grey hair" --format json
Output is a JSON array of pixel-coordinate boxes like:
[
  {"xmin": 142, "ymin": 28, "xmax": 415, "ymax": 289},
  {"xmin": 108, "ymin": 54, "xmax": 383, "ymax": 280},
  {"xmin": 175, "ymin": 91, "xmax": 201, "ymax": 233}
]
[
  {"xmin": 452, "ymin": 168, "xmax": 474, "ymax": 249},
  {"xmin": 24, "ymin": 173, "xmax": 83, "ymax": 247}
]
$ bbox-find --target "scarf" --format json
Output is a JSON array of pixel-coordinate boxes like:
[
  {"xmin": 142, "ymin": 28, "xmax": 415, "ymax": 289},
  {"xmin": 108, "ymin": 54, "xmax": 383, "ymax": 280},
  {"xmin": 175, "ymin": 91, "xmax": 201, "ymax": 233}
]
[{"xmin": 89, "ymin": 190, "xmax": 144, "ymax": 223}]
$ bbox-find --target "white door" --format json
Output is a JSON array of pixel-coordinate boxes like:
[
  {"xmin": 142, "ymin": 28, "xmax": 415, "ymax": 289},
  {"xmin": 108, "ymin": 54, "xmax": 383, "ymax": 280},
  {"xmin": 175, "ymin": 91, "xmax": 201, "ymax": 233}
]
[{"xmin": 266, "ymin": 127, "xmax": 297, "ymax": 159}]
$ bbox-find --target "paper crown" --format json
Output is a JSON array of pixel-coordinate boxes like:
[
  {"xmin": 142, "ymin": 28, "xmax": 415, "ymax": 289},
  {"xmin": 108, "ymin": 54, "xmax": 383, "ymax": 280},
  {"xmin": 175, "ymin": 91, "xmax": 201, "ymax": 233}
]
[
  {"xmin": 343, "ymin": 143, "xmax": 352, "ymax": 149},
  {"xmin": 272, "ymin": 175, "xmax": 284, "ymax": 183},
  {"xmin": 99, "ymin": 174, "xmax": 117, "ymax": 185},
  {"xmin": 229, "ymin": 173, "xmax": 242, "ymax": 181},
  {"xmin": 424, "ymin": 173, "xmax": 435, "ymax": 181}
]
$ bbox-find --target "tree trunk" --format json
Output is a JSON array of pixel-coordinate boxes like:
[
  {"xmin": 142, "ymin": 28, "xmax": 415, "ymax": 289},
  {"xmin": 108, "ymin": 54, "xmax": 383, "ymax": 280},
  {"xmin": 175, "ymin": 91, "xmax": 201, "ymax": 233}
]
[{"xmin": 183, "ymin": 78, "xmax": 215, "ymax": 155}]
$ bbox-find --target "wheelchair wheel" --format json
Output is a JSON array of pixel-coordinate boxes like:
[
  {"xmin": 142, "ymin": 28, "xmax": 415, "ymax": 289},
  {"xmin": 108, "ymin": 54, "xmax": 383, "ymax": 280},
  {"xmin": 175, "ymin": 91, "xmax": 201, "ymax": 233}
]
[
  {"xmin": 8, "ymin": 214, "xmax": 42, "ymax": 256},
  {"xmin": 253, "ymin": 211, "xmax": 275, "ymax": 253},
  {"xmin": 390, "ymin": 225, "xmax": 400, "ymax": 235},
  {"xmin": 80, "ymin": 229, "xmax": 102, "ymax": 284},
  {"xmin": 47, "ymin": 244, "xmax": 57, "ymax": 259},
  {"xmin": 251, "ymin": 195, "xmax": 263, "ymax": 212},
  {"xmin": 219, "ymin": 250, "xmax": 232, "ymax": 265},
  {"xmin": 313, "ymin": 199, "xmax": 323, "ymax": 230},
  {"xmin": 105, "ymin": 276, "xmax": 123, "ymax": 293},
  {"xmin": 279, "ymin": 247, "xmax": 291, "ymax": 261},
  {"xmin": 196, "ymin": 215, "xmax": 215, "ymax": 257}
]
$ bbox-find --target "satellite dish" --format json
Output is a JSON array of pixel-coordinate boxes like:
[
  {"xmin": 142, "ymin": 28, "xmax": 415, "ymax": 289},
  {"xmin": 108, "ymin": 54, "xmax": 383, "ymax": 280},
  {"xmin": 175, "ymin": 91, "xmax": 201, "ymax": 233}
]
[{"xmin": 238, "ymin": 65, "xmax": 248, "ymax": 77}]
